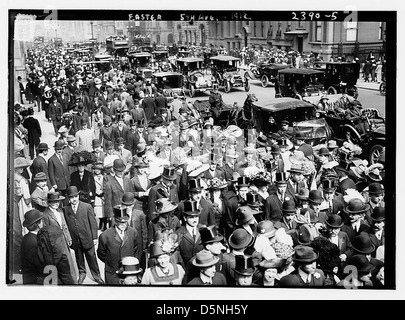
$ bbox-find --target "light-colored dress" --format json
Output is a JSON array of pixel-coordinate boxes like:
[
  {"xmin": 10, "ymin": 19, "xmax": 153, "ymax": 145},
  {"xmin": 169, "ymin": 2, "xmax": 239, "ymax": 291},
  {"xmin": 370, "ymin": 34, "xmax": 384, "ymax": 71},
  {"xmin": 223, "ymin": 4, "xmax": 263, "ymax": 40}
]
[
  {"xmin": 15, "ymin": 173, "xmax": 32, "ymax": 236},
  {"xmin": 93, "ymin": 174, "xmax": 104, "ymax": 218}
]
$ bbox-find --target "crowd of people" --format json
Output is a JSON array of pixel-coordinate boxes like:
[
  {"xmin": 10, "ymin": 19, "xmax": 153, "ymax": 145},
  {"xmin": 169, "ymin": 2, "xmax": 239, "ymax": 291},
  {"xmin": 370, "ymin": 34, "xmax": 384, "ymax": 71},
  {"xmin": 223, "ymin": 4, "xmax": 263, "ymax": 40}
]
[{"xmin": 11, "ymin": 41, "xmax": 386, "ymax": 288}]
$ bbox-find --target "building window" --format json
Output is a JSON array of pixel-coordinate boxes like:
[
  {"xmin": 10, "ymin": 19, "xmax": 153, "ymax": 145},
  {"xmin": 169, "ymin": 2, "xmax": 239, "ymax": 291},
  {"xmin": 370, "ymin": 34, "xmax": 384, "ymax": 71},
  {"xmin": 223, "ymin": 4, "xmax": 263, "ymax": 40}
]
[
  {"xmin": 346, "ymin": 21, "xmax": 357, "ymax": 41},
  {"xmin": 168, "ymin": 33, "xmax": 174, "ymax": 44},
  {"xmin": 315, "ymin": 21, "xmax": 322, "ymax": 42}
]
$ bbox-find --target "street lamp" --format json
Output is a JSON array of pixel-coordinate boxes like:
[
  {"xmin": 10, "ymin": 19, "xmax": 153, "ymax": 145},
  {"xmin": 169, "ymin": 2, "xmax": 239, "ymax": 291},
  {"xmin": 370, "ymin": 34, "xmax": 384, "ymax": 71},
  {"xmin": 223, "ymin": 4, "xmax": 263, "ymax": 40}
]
[{"xmin": 90, "ymin": 21, "xmax": 94, "ymax": 39}]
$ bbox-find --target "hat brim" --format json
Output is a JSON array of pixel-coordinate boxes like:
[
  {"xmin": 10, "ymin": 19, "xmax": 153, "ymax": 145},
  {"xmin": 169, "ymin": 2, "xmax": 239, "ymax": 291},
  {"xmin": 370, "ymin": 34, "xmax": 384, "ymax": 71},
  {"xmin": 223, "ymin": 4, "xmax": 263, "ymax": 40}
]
[
  {"xmin": 66, "ymin": 192, "xmax": 79, "ymax": 197},
  {"xmin": 344, "ymin": 203, "xmax": 370, "ymax": 215},
  {"xmin": 192, "ymin": 255, "xmax": 219, "ymax": 268},
  {"xmin": 325, "ymin": 221, "xmax": 344, "ymax": 228},
  {"xmin": 116, "ymin": 269, "xmax": 143, "ymax": 276},
  {"xmin": 22, "ymin": 215, "xmax": 43, "ymax": 227},
  {"xmin": 48, "ymin": 196, "xmax": 66, "ymax": 202},
  {"xmin": 162, "ymin": 174, "xmax": 178, "ymax": 181},
  {"xmin": 292, "ymin": 252, "xmax": 319, "ymax": 263},
  {"xmin": 228, "ymin": 233, "xmax": 253, "ymax": 250},
  {"xmin": 203, "ymin": 235, "xmax": 224, "ymax": 244},
  {"xmin": 353, "ymin": 244, "xmax": 376, "ymax": 254},
  {"xmin": 233, "ymin": 268, "xmax": 255, "ymax": 276},
  {"xmin": 259, "ymin": 258, "xmax": 287, "ymax": 269}
]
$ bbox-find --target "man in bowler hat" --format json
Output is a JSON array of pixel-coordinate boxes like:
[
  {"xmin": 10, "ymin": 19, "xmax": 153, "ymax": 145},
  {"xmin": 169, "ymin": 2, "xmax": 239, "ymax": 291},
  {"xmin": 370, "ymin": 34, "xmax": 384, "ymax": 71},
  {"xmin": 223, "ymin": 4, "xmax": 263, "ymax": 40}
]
[
  {"xmin": 97, "ymin": 205, "xmax": 139, "ymax": 285},
  {"xmin": 63, "ymin": 186, "xmax": 104, "ymax": 284}
]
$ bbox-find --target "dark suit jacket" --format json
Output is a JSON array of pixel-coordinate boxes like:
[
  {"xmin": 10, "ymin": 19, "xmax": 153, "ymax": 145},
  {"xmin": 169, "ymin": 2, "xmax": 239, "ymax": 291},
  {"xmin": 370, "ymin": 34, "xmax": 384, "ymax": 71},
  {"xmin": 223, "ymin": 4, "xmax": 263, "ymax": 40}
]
[
  {"xmin": 359, "ymin": 226, "xmax": 385, "ymax": 257},
  {"xmin": 175, "ymin": 225, "xmax": 204, "ymax": 266},
  {"xmin": 104, "ymin": 175, "xmax": 134, "ymax": 219},
  {"xmin": 278, "ymin": 268, "xmax": 326, "ymax": 287},
  {"xmin": 97, "ymin": 226, "xmax": 139, "ymax": 284},
  {"xmin": 147, "ymin": 182, "xmax": 179, "ymax": 222},
  {"xmin": 187, "ymin": 272, "xmax": 227, "ymax": 286},
  {"xmin": 21, "ymin": 232, "xmax": 42, "ymax": 284},
  {"xmin": 70, "ymin": 170, "xmax": 96, "ymax": 203},
  {"xmin": 42, "ymin": 207, "xmax": 72, "ymax": 247},
  {"xmin": 63, "ymin": 200, "xmax": 98, "ymax": 250},
  {"xmin": 48, "ymin": 153, "xmax": 70, "ymax": 190},
  {"xmin": 23, "ymin": 116, "xmax": 42, "ymax": 145},
  {"xmin": 341, "ymin": 220, "xmax": 370, "ymax": 243},
  {"xmin": 30, "ymin": 155, "xmax": 52, "ymax": 191},
  {"xmin": 264, "ymin": 194, "xmax": 284, "ymax": 222},
  {"xmin": 142, "ymin": 96, "xmax": 156, "ymax": 121}
]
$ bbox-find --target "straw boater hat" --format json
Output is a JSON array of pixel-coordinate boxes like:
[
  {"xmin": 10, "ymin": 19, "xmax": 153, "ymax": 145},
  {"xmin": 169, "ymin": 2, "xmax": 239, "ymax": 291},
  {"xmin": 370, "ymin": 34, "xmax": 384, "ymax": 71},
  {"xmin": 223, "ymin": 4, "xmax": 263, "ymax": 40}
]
[{"xmin": 116, "ymin": 256, "xmax": 143, "ymax": 278}]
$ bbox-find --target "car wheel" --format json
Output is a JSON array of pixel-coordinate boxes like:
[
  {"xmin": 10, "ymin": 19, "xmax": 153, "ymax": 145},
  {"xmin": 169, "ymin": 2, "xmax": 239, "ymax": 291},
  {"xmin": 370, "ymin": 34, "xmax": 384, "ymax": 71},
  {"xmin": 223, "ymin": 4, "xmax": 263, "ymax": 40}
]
[
  {"xmin": 328, "ymin": 86, "xmax": 338, "ymax": 95},
  {"xmin": 261, "ymin": 75, "xmax": 269, "ymax": 88},
  {"xmin": 244, "ymin": 81, "xmax": 250, "ymax": 92},
  {"xmin": 224, "ymin": 81, "xmax": 231, "ymax": 93},
  {"xmin": 369, "ymin": 144, "xmax": 384, "ymax": 164},
  {"xmin": 294, "ymin": 94, "xmax": 303, "ymax": 100},
  {"xmin": 189, "ymin": 85, "xmax": 195, "ymax": 98},
  {"xmin": 379, "ymin": 82, "xmax": 386, "ymax": 96}
]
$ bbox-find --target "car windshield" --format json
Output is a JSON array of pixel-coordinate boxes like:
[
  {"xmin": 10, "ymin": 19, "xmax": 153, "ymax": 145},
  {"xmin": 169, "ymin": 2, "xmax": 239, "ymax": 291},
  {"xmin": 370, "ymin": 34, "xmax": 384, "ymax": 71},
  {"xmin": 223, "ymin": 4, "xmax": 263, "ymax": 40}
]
[{"xmin": 213, "ymin": 60, "xmax": 238, "ymax": 72}]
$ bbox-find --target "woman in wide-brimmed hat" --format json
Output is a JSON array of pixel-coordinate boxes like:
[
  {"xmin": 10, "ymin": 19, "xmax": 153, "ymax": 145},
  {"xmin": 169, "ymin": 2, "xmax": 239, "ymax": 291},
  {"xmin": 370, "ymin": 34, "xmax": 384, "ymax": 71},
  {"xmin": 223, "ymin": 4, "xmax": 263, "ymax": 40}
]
[{"xmin": 141, "ymin": 231, "xmax": 185, "ymax": 285}]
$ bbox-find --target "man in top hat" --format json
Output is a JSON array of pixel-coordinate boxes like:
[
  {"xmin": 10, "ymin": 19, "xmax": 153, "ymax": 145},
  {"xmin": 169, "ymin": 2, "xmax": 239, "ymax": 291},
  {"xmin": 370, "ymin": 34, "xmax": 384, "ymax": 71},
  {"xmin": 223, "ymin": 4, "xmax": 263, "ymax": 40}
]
[
  {"xmin": 48, "ymin": 140, "xmax": 70, "ymax": 197},
  {"xmin": 319, "ymin": 178, "xmax": 345, "ymax": 216},
  {"xmin": 147, "ymin": 165, "xmax": 179, "ymax": 223},
  {"xmin": 178, "ymin": 178, "xmax": 215, "ymax": 228},
  {"xmin": 203, "ymin": 152, "xmax": 225, "ymax": 180},
  {"xmin": 222, "ymin": 149, "xmax": 239, "ymax": 182},
  {"xmin": 113, "ymin": 137, "xmax": 132, "ymax": 176},
  {"xmin": 186, "ymin": 249, "xmax": 227, "ymax": 286},
  {"xmin": 30, "ymin": 172, "xmax": 50, "ymax": 212},
  {"xmin": 233, "ymin": 255, "xmax": 257, "ymax": 286},
  {"xmin": 20, "ymin": 209, "xmax": 44, "ymax": 284},
  {"xmin": 172, "ymin": 199, "xmax": 204, "ymax": 266},
  {"xmin": 278, "ymin": 200, "xmax": 298, "ymax": 235},
  {"xmin": 97, "ymin": 204, "xmax": 139, "ymax": 285},
  {"xmin": 341, "ymin": 199, "xmax": 370, "ymax": 243},
  {"xmin": 277, "ymin": 119, "xmax": 294, "ymax": 140},
  {"xmin": 359, "ymin": 207, "xmax": 385, "ymax": 258},
  {"xmin": 278, "ymin": 245, "xmax": 326, "ymax": 287},
  {"xmin": 264, "ymin": 172, "xmax": 290, "ymax": 223},
  {"xmin": 29, "ymin": 142, "xmax": 52, "ymax": 193},
  {"xmin": 63, "ymin": 186, "xmax": 104, "ymax": 285},
  {"xmin": 104, "ymin": 158, "xmax": 134, "ymax": 227},
  {"xmin": 183, "ymin": 225, "xmax": 227, "ymax": 284},
  {"xmin": 90, "ymin": 139, "xmax": 105, "ymax": 166}
]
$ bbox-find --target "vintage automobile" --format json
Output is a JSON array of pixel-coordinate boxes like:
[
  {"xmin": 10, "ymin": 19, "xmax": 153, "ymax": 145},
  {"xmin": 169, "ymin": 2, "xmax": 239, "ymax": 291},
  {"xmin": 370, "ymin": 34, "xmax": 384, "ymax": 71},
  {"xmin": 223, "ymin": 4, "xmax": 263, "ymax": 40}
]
[
  {"xmin": 140, "ymin": 45, "xmax": 154, "ymax": 53},
  {"xmin": 210, "ymin": 55, "xmax": 250, "ymax": 93},
  {"xmin": 176, "ymin": 57, "xmax": 213, "ymax": 97},
  {"xmin": 72, "ymin": 54, "xmax": 112, "ymax": 73},
  {"xmin": 252, "ymin": 97, "xmax": 331, "ymax": 146},
  {"xmin": 314, "ymin": 62, "xmax": 360, "ymax": 97},
  {"xmin": 177, "ymin": 50, "xmax": 191, "ymax": 58},
  {"xmin": 276, "ymin": 68, "xmax": 325, "ymax": 99},
  {"xmin": 244, "ymin": 62, "xmax": 290, "ymax": 88},
  {"xmin": 152, "ymin": 50, "xmax": 172, "ymax": 72},
  {"xmin": 152, "ymin": 72, "xmax": 186, "ymax": 100},
  {"xmin": 127, "ymin": 52, "xmax": 153, "ymax": 84},
  {"xmin": 303, "ymin": 94, "xmax": 386, "ymax": 164},
  {"xmin": 106, "ymin": 35, "xmax": 130, "ymax": 57}
]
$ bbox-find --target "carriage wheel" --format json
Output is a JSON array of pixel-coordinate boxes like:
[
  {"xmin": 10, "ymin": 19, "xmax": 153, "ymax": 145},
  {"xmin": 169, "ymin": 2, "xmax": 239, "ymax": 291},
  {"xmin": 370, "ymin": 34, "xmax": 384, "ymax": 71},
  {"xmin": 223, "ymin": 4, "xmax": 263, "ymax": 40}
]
[
  {"xmin": 261, "ymin": 75, "xmax": 269, "ymax": 88},
  {"xmin": 328, "ymin": 86, "xmax": 338, "ymax": 95},
  {"xmin": 369, "ymin": 144, "xmax": 384, "ymax": 164}
]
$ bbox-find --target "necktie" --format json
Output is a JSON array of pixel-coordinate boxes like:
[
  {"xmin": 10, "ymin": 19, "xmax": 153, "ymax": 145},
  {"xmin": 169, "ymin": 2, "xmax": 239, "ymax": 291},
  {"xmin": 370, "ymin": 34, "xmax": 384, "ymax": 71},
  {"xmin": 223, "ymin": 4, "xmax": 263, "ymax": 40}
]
[
  {"xmin": 59, "ymin": 155, "xmax": 63, "ymax": 164},
  {"xmin": 73, "ymin": 205, "xmax": 77, "ymax": 214},
  {"xmin": 306, "ymin": 276, "xmax": 311, "ymax": 285},
  {"xmin": 192, "ymin": 230, "xmax": 196, "ymax": 241}
]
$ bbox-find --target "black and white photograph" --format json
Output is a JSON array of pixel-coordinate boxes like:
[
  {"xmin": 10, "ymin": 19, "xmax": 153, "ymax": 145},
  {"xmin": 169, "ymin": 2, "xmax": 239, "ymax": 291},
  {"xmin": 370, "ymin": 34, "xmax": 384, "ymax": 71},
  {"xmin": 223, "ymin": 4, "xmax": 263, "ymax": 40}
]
[{"xmin": 2, "ymin": 1, "xmax": 401, "ymax": 302}]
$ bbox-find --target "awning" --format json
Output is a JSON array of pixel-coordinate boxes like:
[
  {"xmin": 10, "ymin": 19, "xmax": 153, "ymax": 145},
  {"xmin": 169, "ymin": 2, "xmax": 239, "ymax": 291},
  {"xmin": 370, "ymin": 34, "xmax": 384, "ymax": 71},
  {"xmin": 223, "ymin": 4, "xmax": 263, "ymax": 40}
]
[{"xmin": 284, "ymin": 30, "xmax": 309, "ymax": 36}]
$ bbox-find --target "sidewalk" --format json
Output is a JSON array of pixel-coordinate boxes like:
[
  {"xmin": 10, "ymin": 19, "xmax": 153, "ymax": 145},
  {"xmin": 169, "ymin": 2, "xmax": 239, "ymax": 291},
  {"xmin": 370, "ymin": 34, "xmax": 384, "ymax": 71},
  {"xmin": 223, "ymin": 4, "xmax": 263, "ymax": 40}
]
[{"xmin": 356, "ymin": 78, "xmax": 381, "ymax": 91}]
